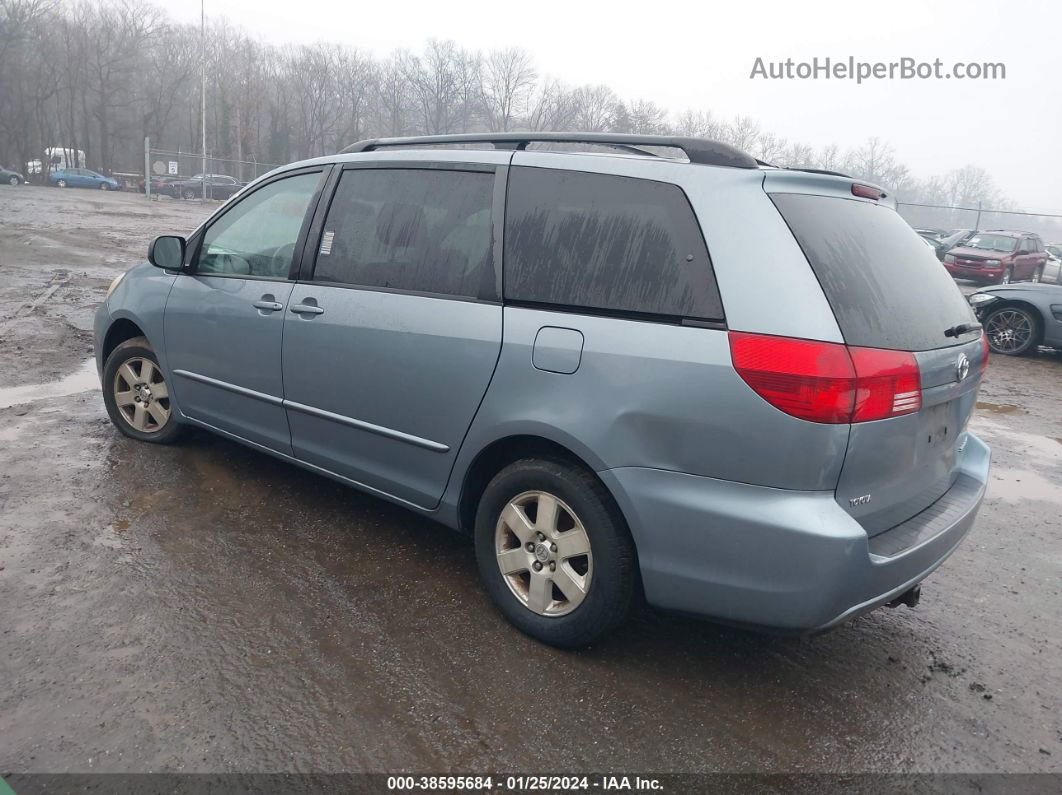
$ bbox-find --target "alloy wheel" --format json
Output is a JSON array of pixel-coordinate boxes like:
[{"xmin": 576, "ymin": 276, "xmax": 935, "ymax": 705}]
[
  {"xmin": 113, "ymin": 357, "xmax": 171, "ymax": 433},
  {"xmin": 8, "ymin": 176, "xmax": 17, "ymax": 186},
  {"xmin": 986, "ymin": 309, "xmax": 1033, "ymax": 354},
  {"xmin": 494, "ymin": 490, "xmax": 593, "ymax": 617}
]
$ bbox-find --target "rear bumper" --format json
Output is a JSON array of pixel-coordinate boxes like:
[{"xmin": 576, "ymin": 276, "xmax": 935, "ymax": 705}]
[{"xmin": 599, "ymin": 433, "xmax": 991, "ymax": 632}]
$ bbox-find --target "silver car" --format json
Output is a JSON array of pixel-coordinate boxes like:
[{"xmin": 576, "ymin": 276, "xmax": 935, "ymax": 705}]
[
  {"xmin": 1045, "ymin": 244, "xmax": 1062, "ymax": 284},
  {"xmin": 94, "ymin": 133, "xmax": 991, "ymax": 647}
]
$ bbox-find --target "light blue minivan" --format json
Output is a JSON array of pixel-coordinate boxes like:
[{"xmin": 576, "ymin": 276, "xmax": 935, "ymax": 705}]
[{"xmin": 94, "ymin": 133, "xmax": 991, "ymax": 647}]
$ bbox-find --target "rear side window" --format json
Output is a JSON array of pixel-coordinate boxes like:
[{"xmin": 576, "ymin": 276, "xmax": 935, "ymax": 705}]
[
  {"xmin": 313, "ymin": 168, "xmax": 495, "ymax": 299},
  {"xmin": 504, "ymin": 167, "xmax": 723, "ymax": 320},
  {"xmin": 771, "ymin": 193, "xmax": 976, "ymax": 352}
]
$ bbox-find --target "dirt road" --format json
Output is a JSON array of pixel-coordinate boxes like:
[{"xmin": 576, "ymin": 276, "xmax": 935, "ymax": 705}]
[{"xmin": 1, "ymin": 186, "xmax": 1059, "ymax": 775}]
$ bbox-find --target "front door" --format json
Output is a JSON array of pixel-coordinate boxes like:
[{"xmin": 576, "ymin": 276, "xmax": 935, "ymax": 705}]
[
  {"xmin": 164, "ymin": 169, "xmax": 326, "ymax": 453},
  {"xmin": 282, "ymin": 164, "xmax": 503, "ymax": 508}
]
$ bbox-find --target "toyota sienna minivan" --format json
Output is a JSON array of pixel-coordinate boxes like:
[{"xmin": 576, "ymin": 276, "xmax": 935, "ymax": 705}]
[{"xmin": 95, "ymin": 133, "xmax": 991, "ymax": 647}]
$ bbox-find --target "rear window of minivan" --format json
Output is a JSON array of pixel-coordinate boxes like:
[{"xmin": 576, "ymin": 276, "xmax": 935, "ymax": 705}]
[
  {"xmin": 771, "ymin": 193, "xmax": 977, "ymax": 352},
  {"xmin": 504, "ymin": 167, "xmax": 723, "ymax": 321}
]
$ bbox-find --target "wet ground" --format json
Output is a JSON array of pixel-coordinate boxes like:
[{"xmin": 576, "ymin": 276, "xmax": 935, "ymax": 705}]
[{"xmin": 0, "ymin": 185, "xmax": 1060, "ymax": 775}]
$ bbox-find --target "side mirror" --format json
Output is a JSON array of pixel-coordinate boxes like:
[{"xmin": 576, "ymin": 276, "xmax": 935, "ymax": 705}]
[{"xmin": 148, "ymin": 235, "xmax": 186, "ymax": 270}]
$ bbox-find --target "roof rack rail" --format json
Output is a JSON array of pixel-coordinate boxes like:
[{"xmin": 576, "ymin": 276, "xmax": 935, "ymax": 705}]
[
  {"xmin": 341, "ymin": 132, "xmax": 759, "ymax": 169},
  {"xmin": 757, "ymin": 159, "xmax": 853, "ymax": 179}
]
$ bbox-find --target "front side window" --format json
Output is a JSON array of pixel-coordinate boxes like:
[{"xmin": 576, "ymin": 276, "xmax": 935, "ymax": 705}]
[
  {"xmin": 197, "ymin": 172, "xmax": 321, "ymax": 278},
  {"xmin": 313, "ymin": 168, "xmax": 495, "ymax": 299},
  {"xmin": 503, "ymin": 167, "xmax": 722, "ymax": 320}
]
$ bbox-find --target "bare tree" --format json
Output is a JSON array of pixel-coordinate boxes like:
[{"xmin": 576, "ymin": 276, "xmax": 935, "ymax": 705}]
[
  {"xmin": 527, "ymin": 78, "xmax": 576, "ymax": 131},
  {"xmin": 726, "ymin": 116, "xmax": 761, "ymax": 151},
  {"xmin": 405, "ymin": 39, "xmax": 479, "ymax": 135},
  {"xmin": 0, "ymin": 0, "xmax": 1024, "ymax": 225},
  {"xmin": 480, "ymin": 46, "xmax": 536, "ymax": 132},
  {"xmin": 571, "ymin": 84, "xmax": 618, "ymax": 132}
]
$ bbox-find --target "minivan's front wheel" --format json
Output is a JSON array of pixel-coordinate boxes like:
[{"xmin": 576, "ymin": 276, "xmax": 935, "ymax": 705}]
[
  {"xmin": 475, "ymin": 458, "xmax": 635, "ymax": 648},
  {"xmin": 102, "ymin": 337, "xmax": 187, "ymax": 443}
]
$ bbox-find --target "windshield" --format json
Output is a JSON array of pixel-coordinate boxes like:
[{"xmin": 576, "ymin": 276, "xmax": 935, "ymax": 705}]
[
  {"xmin": 1047, "ymin": 245, "xmax": 1062, "ymax": 258},
  {"xmin": 964, "ymin": 233, "xmax": 1017, "ymax": 253}
]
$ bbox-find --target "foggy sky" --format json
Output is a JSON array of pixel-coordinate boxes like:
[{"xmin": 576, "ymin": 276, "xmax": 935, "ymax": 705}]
[{"xmin": 166, "ymin": 0, "xmax": 1062, "ymax": 211}]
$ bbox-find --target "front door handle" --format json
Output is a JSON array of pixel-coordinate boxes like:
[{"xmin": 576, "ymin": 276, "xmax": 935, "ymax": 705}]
[
  {"xmin": 290, "ymin": 303, "xmax": 324, "ymax": 315},
  {"xmin": 252, "ymin": 299, "xmax": 284, "ymax": 312}
]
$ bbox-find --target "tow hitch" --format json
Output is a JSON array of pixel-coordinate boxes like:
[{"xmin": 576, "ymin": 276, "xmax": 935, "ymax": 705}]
[{"xmin": 886, "ymin": 584, "xmax": 921, "ymax": 609}]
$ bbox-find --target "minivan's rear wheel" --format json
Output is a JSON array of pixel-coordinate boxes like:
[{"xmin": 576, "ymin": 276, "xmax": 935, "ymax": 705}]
[
  {"xmin": 475, "ymin": 458, "xmax": 634, "ymax": 648},
  {"xmin": 102, "ymin": 337, "xmax": 187, "ymax": 443},
  {"xmin": 984, "ymin": 306, "xmax": 1040, "ymax": 356}
]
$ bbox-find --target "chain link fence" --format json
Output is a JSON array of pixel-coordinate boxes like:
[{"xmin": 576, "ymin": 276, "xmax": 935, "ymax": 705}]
[
  {"xmin": 141, "ymin": 140, "xmax": 282, "ymax": 201},
  {"xmin": 897, "ymin": 201, "xmax": 1062, "ymax": 242}
]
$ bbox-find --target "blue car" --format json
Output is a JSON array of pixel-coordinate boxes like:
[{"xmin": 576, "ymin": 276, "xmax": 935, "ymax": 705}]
[{"xmin": 49, "ymin": 167, "xmax": 120, "ymax": 190}]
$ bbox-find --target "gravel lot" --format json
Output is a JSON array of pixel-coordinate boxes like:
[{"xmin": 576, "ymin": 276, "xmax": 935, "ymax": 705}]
[{"xmin": 1, "ymin": 185, "xmax": 1060, "ymax": 775}]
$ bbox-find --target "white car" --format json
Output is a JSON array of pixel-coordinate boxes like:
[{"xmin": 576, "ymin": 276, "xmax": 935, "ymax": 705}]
[{"xmin": 1045, "ymin": 244, "xmax": 1062, "ymax": 284}]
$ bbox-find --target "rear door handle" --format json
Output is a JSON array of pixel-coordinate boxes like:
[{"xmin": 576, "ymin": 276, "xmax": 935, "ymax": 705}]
[
  {"xmin": 252, "ymin": 300, "xmax": 284, "ymax": 312},
  {"xmin": 290, "ymin": 303, "xmax": 324, "ymax": 315}
]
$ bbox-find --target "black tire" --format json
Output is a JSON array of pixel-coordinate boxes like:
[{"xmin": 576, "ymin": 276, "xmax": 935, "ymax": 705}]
[
  {"xmin": 1032, "ymin": 266, "xmax": 1043, "ymax": 283},
  {"xmin": 7, "ymin": 175, "xmax": 18, "ymax": 186},
  {"xmin": 983, "ymin": 305, "xmax": 1041, "ymax": 356},
  {"xmin": 99, "ymin": 182, "xmax": 109, "ymax": 191},
  {"xmin": 474, "ymin": 457, "xmax": 635, "ymax": 648},
  {"xmin": 1000, "ymin": 266, "xmax": 1013, "ymax": 285},
  {"xmin": 182, "ymin": 188, "xmax": 196, "ymax": 200},
  {"xmin": 102, "ymin": 336, "xmax": 188, "ymax": 444}
]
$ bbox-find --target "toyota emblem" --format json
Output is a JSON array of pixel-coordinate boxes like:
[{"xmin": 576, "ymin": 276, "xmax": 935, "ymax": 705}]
[{"xmin": 956, "ymin": 352, "xmax": 970, "ymax": 382}]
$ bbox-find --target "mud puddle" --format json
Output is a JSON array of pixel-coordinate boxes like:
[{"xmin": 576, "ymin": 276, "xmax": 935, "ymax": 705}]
[{"xmin": 0, "ymin": 357, "xmax": 98, "ymax": 409}]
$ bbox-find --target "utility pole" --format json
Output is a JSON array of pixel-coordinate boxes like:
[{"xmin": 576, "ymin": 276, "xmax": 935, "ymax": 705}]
[
  {"xmin": 201, "ymin": 0, "xmax": 208, "ymax": 201},
  {"xmin": 975, "ymin": 200, "xmax": 982, "ymax": 230}
]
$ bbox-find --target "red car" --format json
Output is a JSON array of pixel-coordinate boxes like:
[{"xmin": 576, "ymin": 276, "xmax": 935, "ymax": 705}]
[{"xmin": 943, "ymin": 231, "xmax": 1048, "ymax": 284}]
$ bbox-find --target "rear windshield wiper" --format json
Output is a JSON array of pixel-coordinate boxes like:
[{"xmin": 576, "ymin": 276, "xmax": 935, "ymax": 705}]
[{"xmin": 944, "ymin": 322, "xmax": 980, "ymax": 338}]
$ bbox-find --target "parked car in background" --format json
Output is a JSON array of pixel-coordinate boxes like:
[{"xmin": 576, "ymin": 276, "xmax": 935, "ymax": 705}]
[
  {"xmin": 1044, "ymin": 244, "xmax": 1062, "ymax": 284},
  {"xmin": 49, "ymin": 168, "xmax": 121, "ymax": 190},
  {"xmin": 138, "ymin": 175, "xmax": 183, "ymax": 194},
  {"xmin": 927, "ymin": 228, "xmax": 977, "ymax": 262},
  {"xmin": 915, "ymin": 228, "xmax": 946, "ymax": 241},
  {"xmin": 943, "ymin": 231, "xmax": 1047, "ymax": 284},
  {"xmin": 1, "ymin": 166, "xmax": 25, "ymax": 185},
  {"xmin": 969, "ymin": 284, "xmax": 1062, "ymax": 355},
  {"xmin": 164, "ymin": 173, "xmax": 243, "ymax": 200},
  {"xmin": 95, "ymin": 132, "xmax": 990, "ymax": 648},
  {"xmin": 917, "ymin": 231, "xmax": 949, "ymax": 258}
]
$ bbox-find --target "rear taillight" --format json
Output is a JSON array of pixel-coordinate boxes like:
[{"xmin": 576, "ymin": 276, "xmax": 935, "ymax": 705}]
[
  {"xmin": 979, "ymin": 333, "xmax": 989, "ymax": 374},
  {"xmin": 728, "ymin": 332, "xmax": 922, "ymax": 424},
  {"xmin": 848, "ymin": 347, "xmax": 922, "ymax": 422}
]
